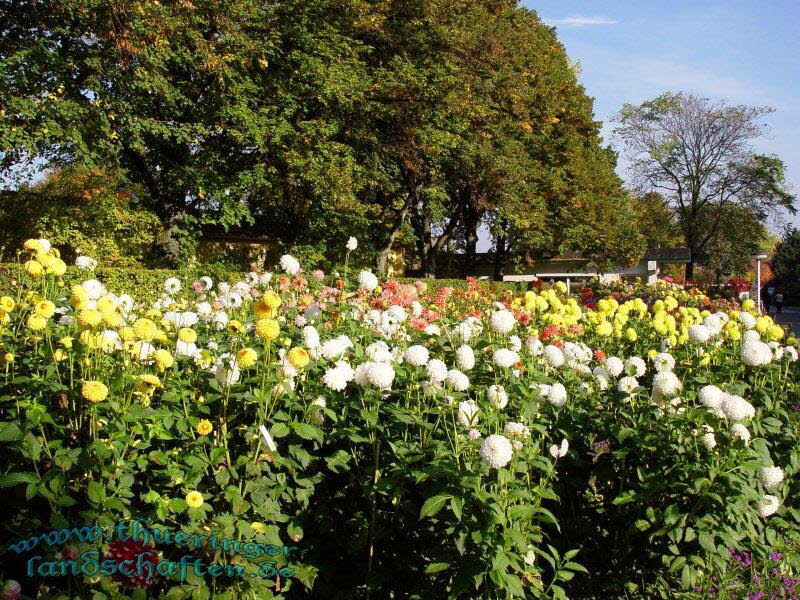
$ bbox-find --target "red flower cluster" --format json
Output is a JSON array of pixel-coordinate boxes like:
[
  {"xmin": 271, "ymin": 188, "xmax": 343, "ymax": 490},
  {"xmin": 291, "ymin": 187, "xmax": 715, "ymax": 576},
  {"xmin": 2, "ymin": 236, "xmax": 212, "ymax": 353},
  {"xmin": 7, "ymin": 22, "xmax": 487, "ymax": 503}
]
[{"xmin": 106, "ymin": 539, "xmax": 159, "ymax": 588}]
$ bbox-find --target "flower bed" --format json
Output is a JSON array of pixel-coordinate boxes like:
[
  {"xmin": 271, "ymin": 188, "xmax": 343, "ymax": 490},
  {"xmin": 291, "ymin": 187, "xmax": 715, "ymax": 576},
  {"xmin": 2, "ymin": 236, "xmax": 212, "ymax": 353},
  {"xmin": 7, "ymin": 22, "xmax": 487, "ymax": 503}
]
[{"xmin": 0, "ymin": 239, "xmax": 798, "ymax": 600}]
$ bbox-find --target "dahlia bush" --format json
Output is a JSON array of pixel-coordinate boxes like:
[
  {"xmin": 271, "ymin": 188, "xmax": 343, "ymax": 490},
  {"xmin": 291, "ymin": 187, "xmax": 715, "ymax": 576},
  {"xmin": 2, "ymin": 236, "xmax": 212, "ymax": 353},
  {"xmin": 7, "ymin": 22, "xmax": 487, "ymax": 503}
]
[{"xmin": 0, "ymin": 239, "xmax": 798, "ymax": 600}]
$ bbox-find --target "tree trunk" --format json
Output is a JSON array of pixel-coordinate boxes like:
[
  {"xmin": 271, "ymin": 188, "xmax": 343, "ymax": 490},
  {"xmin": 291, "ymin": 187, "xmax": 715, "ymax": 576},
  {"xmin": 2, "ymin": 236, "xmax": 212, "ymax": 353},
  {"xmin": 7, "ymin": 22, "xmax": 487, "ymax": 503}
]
[
  {"xmin": 493, "ymin": 233, "xmax": 507, "ymax": 281},
  {"xmin": 461, "ymin": 202, "xmax": 480, "ymax": 278},
  {"xmin": 375, "ymin": 197, "xmax": 412, "ymax": 277},
  {"xmin": 684, "ymin": 260, "xmax": 695, "ymax": 280}
]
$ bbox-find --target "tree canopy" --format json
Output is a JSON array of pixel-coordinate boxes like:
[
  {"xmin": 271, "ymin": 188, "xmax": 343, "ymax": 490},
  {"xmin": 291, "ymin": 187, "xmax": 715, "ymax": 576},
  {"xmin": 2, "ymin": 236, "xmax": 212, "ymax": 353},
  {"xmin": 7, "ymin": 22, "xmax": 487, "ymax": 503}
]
[{"xmin": 1, "ymin": 0, "xmax": 643, "ymax": 275}]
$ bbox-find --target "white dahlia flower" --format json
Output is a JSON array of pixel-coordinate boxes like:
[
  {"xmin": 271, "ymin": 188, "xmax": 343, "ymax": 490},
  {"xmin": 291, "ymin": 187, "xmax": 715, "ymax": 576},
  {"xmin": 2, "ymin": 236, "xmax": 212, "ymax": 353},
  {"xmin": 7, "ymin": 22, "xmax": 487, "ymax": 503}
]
[
  {"xmin": 366, "ymin": 361, "xmax": 395, "ymax": 390},
  {"xmin": 720, "ymin": 394, "xmax": 755, "ymax": 421},
  {"xmin": 688, "ymin": 325, "xmax": 711, "ymax": 343},
  {"xmin": 617, "ymin": 376, "xmax": 639, "ymax": 395},
  {"xmin": 358, "ymin": 270, "xmax": 379, "ymax": 292},
  {"xmin": 604, "ymin": 356, "xmax": 624, "ymax": 378},
  {"xmin": 547, "ymin": 383, "xmax": 567, "ymax": 407},
  {"xmin": 163, "ymin": 277, "xmax": 182, "ymax": 294},
  {"xmin": 701, "ymin": 432, "xmax": 717, "ymax": 450},
  {"xmin": 280, "ymin": 254, "xmax": 301, "ymax": 275},
  {"xmin": 426, "ymin": 359, "xmax": 448, "ymax": 384},
  {"xmin": 323, "ymin": 361, "xmax": 355, "ymax": 392},
  {"xmin": 739, "ymin": 312, "xmax": 757, "ymax": 329},
  {"xmin": 505, "ymin": 422, "xmax": 530, "ymax": 438},
  {"xmin": 653, "ymin": 352, "xmax": 676, "ymax": 372},
  {"xmin": 652, "ymin": 371, "xmax": 682, "ymax": 400},
  {"xmin": 346, "ymin": 236, "xmax": 358, "ymax": 251},
  {"xmin": 479, "ymin": 434, "xmax": 513, "ymax": 469},
  {"xmin": 75, "ymin": 255, "xmax": 98, "ymax": 271},
  {"xmin": 543, "ymin": 345, "xmax": 565, "ymax": 368},
  {"xmin": 756, "ymin": 494, "xmax": 781, "ymax": 517},
  {"xmin": 526, "ymin": 337, "xmax": 544, "ymax": 356},
  {"xmin": 549, "ymin": 438, "xmax": 569, "ymax": 458},
  {"xmin": 457, "ymin": 399, "xmax": 479, "ymax": 427},
  {"xmin": 743, "ymin": 329, "xmax": 761, "ymax": 343},
  {"xmin": 624, "ymin": 357, "xmax": 647, "ymax": 377},
  {"xmin": 493, "ymin": 348, "xmax": 519, "ymax": 369},
  {"xmin": 487, "ymin": 384, "xmax": 508, "ymax": 409},
  {"xmin": 508, "ymin": 335, "xmax": 522, "ymax": 352},
  {"xmin": 490, "ymin": 310, "xmax": 515, "ymax": 334},
  {"xmin": 404, "ymin": 345, "xmax": 430, "ymax": 367},
  {"xmin": 731, "ymin": 423, "xmax": 750, "ymax": 443},
  {"xmin": 456, "ymin": 345, "xmax": 475, "ymax": 371},
  {"xmin": 741, "ymin": 340, "xmax": 772, "ymax": 366},
  {"xmin": 758, "ymin": 466, "xmax": 785, "ymax": 490},
  {"xmin": 302, "ymin": 325, "xmax": 321, "ymax": 349},
  {"xmin": 698, "ymin": 385, "xmax": 723, "ymax": 410},
  {"xmin": 446, "ymin": 369, "xmax": 470, "ymax": 392},
  {"xmin": 366, "ymin": 341, "xmax": 393, "ymax": 363}
]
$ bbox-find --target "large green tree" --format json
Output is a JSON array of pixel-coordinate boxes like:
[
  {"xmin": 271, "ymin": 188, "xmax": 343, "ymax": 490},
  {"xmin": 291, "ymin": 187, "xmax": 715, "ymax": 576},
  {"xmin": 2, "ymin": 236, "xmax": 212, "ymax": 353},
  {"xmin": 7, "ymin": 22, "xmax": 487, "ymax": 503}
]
[
  {"xmin": 1, "ymin": 0, "xmax": 645, "ymax": 275},
  {"xmin": 614, "ymin": 92, "xmax": 796, "ymax": 279},
  {"xmin": 1, "ymin": 0, "xmax": 372, "ymax": 265}
]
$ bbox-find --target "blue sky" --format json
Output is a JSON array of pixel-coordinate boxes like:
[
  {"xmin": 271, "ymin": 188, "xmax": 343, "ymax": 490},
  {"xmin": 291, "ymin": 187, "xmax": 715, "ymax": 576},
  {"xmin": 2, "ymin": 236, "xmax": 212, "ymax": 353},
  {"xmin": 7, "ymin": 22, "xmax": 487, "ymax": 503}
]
[{"xmin": 525, "ymin": 0, "xmax": 800, "ymax": 230}]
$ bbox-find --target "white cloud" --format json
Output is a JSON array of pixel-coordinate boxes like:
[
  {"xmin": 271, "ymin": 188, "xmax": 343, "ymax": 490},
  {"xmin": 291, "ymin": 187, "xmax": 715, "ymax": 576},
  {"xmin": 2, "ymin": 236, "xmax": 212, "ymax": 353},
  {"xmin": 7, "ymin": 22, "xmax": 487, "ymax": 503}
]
[{"xmin": 545, "ymin": 16, "xmax": 619, "ymax": 27}]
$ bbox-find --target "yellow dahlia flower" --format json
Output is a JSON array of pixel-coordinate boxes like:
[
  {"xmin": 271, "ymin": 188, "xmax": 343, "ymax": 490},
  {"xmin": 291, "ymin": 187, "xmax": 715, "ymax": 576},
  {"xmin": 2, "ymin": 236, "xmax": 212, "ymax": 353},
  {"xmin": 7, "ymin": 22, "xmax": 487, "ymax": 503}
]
[
  {"xmin": 185, "ymin": 491, "xmax": 204, "ymax": 509},
  {"xmin": 287, "ymin": 347, "xmax": 310, "ymax": 370},
  {"xmin": 133, "ymin": 318, "xmax": 158, "ymax": 342},
  {"xmin": 34, "ymin": 300, "xmax": 55, "ymax": 318},
  {"xmin": 196, "ymin": 419, "xmax": 213, "ymax": 435},
  {"xmin": 81, "ymin": 380, "xmax": 109, "ymax": 403},
  {"xmin": 237, "ymin": 347, "xmax": 258, "ymax": 368},
  {"xmin": 178, "ymin": 328, "xmax": 197, "ymax": 344},
  {"xmin": 154, "ymin": 349, "xmax": 174, "ymax": 371},
  {"xmin": 0, "ymin": 296, "xmax": 15, "ymax": 312},
  {"xmin": 255, "ymin": 319, "xmax": 280, "ymax": 340},
  {"xmin": 24, "ymin": 260, "xmax": 43, "ymax": 277},
  {"xmin": 27, "ymin": 314, "xmax": 47, "ymax": 331}
]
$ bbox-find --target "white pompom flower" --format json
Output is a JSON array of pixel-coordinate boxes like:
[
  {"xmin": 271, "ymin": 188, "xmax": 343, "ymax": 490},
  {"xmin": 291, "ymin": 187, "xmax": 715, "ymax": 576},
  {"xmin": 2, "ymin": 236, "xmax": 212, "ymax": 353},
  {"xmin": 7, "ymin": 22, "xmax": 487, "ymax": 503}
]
[
  {"xmin": 280, "ymin": 254, "xmax": 301, "ymax": 275},
  {"xmin": 479, "ymin": 434, "xmax": 514, "ymax": 469},
  {"xmin": 446, "ymin": 369, "xmax": 470, "ymax": 392},
  {"xmin": 493, "ymin": 348, "xmax": 519, "ymax": 369},
  {"xmin": 358, "ymin": 270, "xmax": 379, "ymax": 292},
  {"xmin": 547, "ymin": 383, "xmax": 567, "ymax": 407},
  {"xmin": 404, "ymin": 345, "xmax": 430, "ymax": 367},
  {"xmin": 490, "ymin": 310, "xmax": 515, "ymax": 334},
  {"xmin": 487, "ymin": 384, "xmax": 508, "ymax": 409},
  {"xmin": 756, "ymin": 494, "xmax": 781, "ymax": 517},
  {"xmin": 604, "ymin": 357, "xmax": 624, "ymax": 377},
  {"xmin": 543, "ymin": 345, "xmax": 565, "ymax": 368},
  {"xmin": 457, "ymin": 399, "xmax": 479, "ymax": 427},
  {"xmin": 758, "ymin": 466, "xmax": 785, "ymax": 490},
  {"xmin": 426, "ymin": 359, "xmax": 448, "ymax": 384},
  {"xmin": 456, "ymin": 345, "xmax": 475, "ymax": 371},
  {"xmin": 720, "ymin": 394, "xmax": 755, "ymax": 421}
]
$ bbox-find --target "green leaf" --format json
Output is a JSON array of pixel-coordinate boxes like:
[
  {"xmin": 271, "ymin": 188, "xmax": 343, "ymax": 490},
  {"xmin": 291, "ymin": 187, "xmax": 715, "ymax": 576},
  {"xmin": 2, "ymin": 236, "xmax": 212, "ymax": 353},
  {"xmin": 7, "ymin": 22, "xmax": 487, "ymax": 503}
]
[
  {"xmin": 420, "ymin": 494, "xmax": 451, "ymax": 519},
  {"xmin": 0, "ymin": 422, "xmax": 23, "ymax": 442},
  {"xmin": 425, "ymin": 562, "xmax": 450, "ymax": 573},
  {"xmin": 293, "ymin": 422, "xmax": 322, "ymax": 443},
  {"xmin": 0, "ymin": 472, "xmax": 38, "ymax": 487},
  {"xmin": 450, "ymin": 496, "xmax": 463, "ymax": 520},
  {"xmin": 270, "ymin": 423, "xmax": 291, "ymax": 438},
  {"xmin": 87, "ymin": 480, "xmax": 105, "ymax": 504},
  {"xmin": 612, "ymin": 490, "xmax": 637, "ymax": 505}
]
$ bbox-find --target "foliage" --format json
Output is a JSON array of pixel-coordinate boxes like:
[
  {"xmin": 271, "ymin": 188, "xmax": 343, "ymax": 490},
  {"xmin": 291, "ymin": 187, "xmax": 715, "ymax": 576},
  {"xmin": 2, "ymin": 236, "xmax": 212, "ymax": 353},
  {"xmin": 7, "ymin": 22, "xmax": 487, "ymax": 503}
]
[
  {"xmin": 770, "ymin": 227, "xmax": 800, "ymax": 303},
  {"xmin": 1, "ymin": 0, "xmax": 645, "ymax": 275},
  {"xmin": 0, "ymin": 168, "xmax": 161, "ymax": 267},
  {"xmin": 0, "ymin": 240, "xmax": 798, "ymax": 599}
]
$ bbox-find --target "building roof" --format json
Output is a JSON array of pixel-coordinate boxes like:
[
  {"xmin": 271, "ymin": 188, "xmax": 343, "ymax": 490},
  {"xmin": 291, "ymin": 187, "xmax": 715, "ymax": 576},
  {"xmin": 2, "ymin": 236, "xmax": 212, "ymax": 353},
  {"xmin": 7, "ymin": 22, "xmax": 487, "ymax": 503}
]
[{"xmin": 643, "ymin": 247, "xmax": 691, "ymax": 263}]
